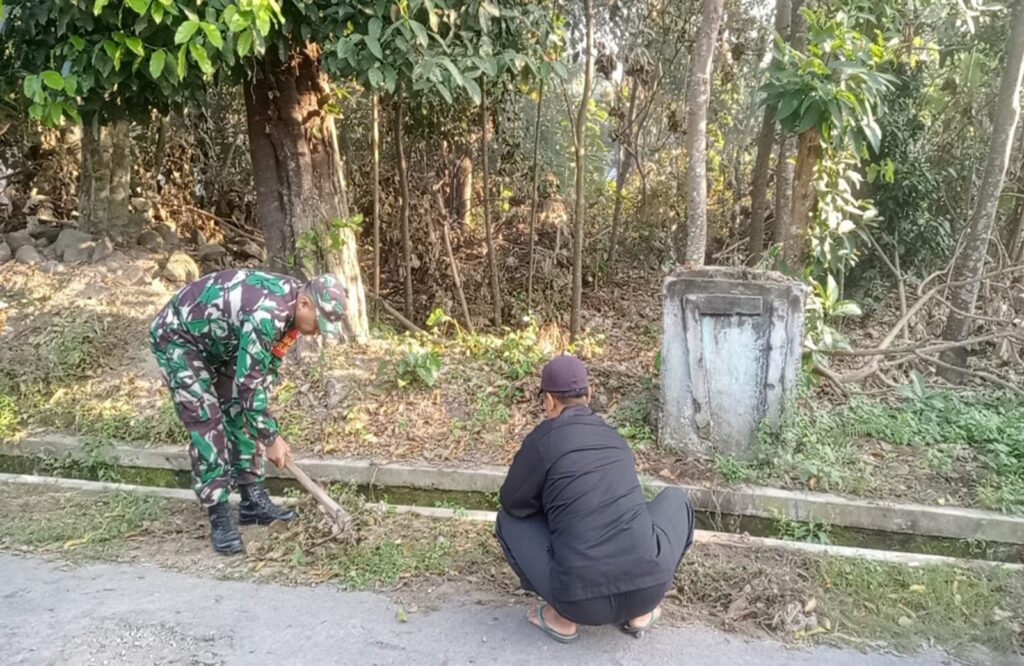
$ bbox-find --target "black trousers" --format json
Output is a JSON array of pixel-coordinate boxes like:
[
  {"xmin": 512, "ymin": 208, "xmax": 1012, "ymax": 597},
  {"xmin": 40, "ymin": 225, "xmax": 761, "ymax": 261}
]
[{"xmin": 495, "ymin": 487, "xmax": 695, "ymax": 626}]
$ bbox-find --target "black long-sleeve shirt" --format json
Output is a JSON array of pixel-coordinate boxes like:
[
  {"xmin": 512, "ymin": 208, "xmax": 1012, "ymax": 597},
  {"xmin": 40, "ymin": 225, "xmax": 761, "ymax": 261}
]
[{"xmin": 500, "ymin": 405, "xmax": 676, "ymax": 601}]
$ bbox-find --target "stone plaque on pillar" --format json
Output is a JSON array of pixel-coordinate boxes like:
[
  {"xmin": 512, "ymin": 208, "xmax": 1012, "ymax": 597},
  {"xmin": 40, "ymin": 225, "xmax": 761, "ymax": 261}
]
[{"xmin": 660, "ymin": 267, "xmax": 806, "ymax": 458}]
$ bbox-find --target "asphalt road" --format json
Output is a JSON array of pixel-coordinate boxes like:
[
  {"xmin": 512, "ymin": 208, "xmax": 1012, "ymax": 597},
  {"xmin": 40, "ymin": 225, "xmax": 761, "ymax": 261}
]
[{"xmin": 0, "ymin": 553, "xmax": 959, "ymax": 666}]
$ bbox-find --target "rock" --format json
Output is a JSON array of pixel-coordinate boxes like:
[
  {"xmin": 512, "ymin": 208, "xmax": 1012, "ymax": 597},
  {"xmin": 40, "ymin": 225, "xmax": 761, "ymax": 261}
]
[
  {"xmin": 121, "ymin": 264, "xmax": 151, "ymax": 286},
  {"xmin": 40, "ymin": 260, "xmax": 66, "ymax": 275},
  {"xmin": 27, "ymin": 218, "xmax": 62, "ymax": 243},
  {"xmin": 63, "ymin": 241, "xmax": 96, "ymax": 264},
  {"xmin": 137, "ymin": 230, "xmax": 164, "ymax": 252},
  {"xmin": 155, "ymin": 222, "xmax": 180, "ymax": 249},
  {"xmin": 191, "ymin": 228, "xmax": 207, "ymax": 246},
  {"xmin": 92, "ymin": 237, "xmax": 114, "ymax": 263},
  {"xmin": 235, "ymin": 240, "xmax": 266, "ymax": 262},
  {"xmin": 15, "ymin": 244, "xmax": 41, "ymax": 265},
  {"xmin": 41, "ymin": 244, "xmax": 58, "ymax": 261},
  {"xmin": 161, "ymin": 251, "xmax": 199, "ymax": 284},
  {"xmin": 0, "ymin": 242, "xmax": 10, "ymax": 264},
  {"xmin": 198, "ymin": 243, "xmax": 228, "ymax": 260},
  {"xmin": 5, "ymin": 229, "xmax": 33, "ymax": 252},
  {"xmin": 54, "ymin": 228, "xmax": 94, "ymax": 259}
]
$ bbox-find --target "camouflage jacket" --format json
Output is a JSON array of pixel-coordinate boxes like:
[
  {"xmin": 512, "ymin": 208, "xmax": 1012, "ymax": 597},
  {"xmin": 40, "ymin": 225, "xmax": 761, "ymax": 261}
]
[{"xmin": 151, "ymin": 269, "xmax": 304, "ymax": 445}]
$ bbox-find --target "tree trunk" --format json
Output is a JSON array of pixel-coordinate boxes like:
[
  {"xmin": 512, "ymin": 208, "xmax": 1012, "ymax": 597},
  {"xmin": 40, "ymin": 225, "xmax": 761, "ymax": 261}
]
[
  {"xmin": 481, "ymin": 88, "xmax": 503, "ymax": 327},
  {"xmin": 527, "ymin": 78, "xmax": 544, "ymax": 309},
  {"xmin": 748, "ymin": 0, "xmax": 793, "ymax": 264},
  {"xmin": 773, "ymin": 0, "xmax": 804, "ymax": 249},
  {"xmin": 782, "ymin": 127, "xmax": 821, "ymax": 267},
  {"xmin": 78, "ymin": 115, "xmax": 133, "ymax": 241},
  {"xmin": 606, "ymin": 78, "xmax": 639, "ymax": 269},
  {"xmin": 433, "ymin": 189, "xmax": 474, "ymax": 332},
  {"xmin": 939, "ymin": 0, "xmax": 1024, "ymax": 377},
  {"xmin": 393, "ymin": 95, "xmax": 415, "ymax": 322},
  {"xmin": 571, "ymin": 0, "xmax": 595, "ymax": 341},
  {"xmin": 773, "ymin": 135, "xmax": 795, "ymax": 247},
  {"xmin": 78, "ymin": 114, "xmax": 101, "ymax": 234},
  {"xmin": 243, "ymin": 43, "xmax": 369, "ymax": 340},
  {"xmin": 108, "ymin": 119, "xmax": 132, "ymax": 237},
  {"xmin": 681, "ymin": 0, "xmax": 725, "ymax": 266},
  {"xmin": 371, "ymin": 93, "xmax": 381, "ymax": 322},
  {"xmin": 453, "ymin": 154, "xmax": 473, "ymax": 228}
]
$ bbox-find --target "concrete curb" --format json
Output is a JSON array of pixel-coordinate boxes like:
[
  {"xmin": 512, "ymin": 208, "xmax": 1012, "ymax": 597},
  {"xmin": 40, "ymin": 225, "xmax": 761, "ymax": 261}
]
[
  {"xmin": 6, "ymin": 435, "xmax": 1024, "ymax": 545},
  {"xmin": 2, "ymin": 471, "xmax": 1020, "ymax": 572}
]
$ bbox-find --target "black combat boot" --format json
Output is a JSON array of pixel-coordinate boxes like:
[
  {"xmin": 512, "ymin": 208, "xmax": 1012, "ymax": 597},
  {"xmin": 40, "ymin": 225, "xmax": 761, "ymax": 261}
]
[
  {"xmin": 238, "ymin": 483, "xmax": 297, "ymax": 525},
  {"xmin": 208, "ymin": 502, "xmax": 243, "ymax": 555}
]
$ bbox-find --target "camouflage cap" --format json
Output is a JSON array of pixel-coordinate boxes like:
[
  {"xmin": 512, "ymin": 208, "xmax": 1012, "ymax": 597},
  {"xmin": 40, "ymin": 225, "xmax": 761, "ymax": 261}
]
[{"xmin": 308, "ymin": 274, "xmax": 348, "ymax": 340}]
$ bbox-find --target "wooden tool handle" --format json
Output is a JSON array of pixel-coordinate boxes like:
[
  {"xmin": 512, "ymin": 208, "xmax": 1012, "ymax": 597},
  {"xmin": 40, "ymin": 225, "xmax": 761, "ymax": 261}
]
[{"xmin": 285, "ymin": 461, "xmax": 346, "ymax": 517}]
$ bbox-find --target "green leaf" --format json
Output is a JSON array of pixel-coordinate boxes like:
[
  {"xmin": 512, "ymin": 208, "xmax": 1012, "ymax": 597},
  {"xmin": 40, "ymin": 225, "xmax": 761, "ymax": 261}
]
[
  {"xmin": 463, "ymin": 77, "xmax": 481, "ymax": 104},
  {"xmin": 368, "ymin": 66, "xmax": 383, "ymax": 88},
  {"xmin": 149, "ymin": 49, "xmax": 167, "ymax": 79},
  {"xmin": 410, "ymin": 20, "xmax": 428, "ymax": 46},
  {"xmin": 481, "ymin": 1, "xmax": 500, "ymax": 16},
  {"xmin": 366, "ymin": 36, "xmax": 383, "ymax": 59},
  {"xmin": 92, "ymin": 0, "xmax": 110, "ymax": 15},
  {"xmin": 435, "ymin": 81, "xmax": 452, "ymax": 104},
  {"xmin": 862, "ymin": 118, "xmax": 882, "ymax": 153},
  {"xmin": 22, "ymin": 75, "xmax": 40, "ymax": 99},
  {"xmin": 124, "ymin": 36, "xmax": 144, "ymax": 57},
  {"xmin": 439, "ymin": 57, "xmax": 464, "ymax": 86},
  {"xmin": 152, "ymin": 2, "xmax": 164, "ymax": 23},
  {"xmin": 175, "ymin": 20, "xmax": 200, "ymax": 45},
  {"xmin": 368, "ymin": 17, "xmax": 382, "ymax": 40},
  {"xmin": 825, "ymin": 274, "xmax": 839, "ymax": 305},
  {"xmin": 126, "ymin": 0, "xmax": 149, "ymax": 15},
  {"xmin": 69, "ymin": 35, "xmax": 86, "ymax": 50},
  {"xmin": 832, "ymin": 301, "xmax": 862, "ymax": 317},
  {"xmin": 28, "ymin": 103, "xmax": 44, "ymax": 120},
  {"xmin": 255, "ymin": 10, "xmax": 271, "ymax": 36},
  {"xmin": 383, "ymin": 65, "xmax": 397, "ymax": 94},
  {"xmin": 236, "ymin": 29, "xmax": 253, "ymax": 57},
  {"xmin": 776, "ymin": 93, "xmax": 800, "ymax": 121},
  {"xmin": 190, "ymin": 42, "xmax": 213, "ymax": 75},
  {"xmin": 41, "ymin": 70, "xmax": 64, "ymax": 90},
  {"xmin": 201, "ymin": 23, "xmax": 224, "ymax": 49},
  {"xmin": 177, "ymin": 44, "xmax": 188, "ymax": 79},
  {"xmin": 63, "ymin": 74, "xmax": 78, "ymax": 96}
]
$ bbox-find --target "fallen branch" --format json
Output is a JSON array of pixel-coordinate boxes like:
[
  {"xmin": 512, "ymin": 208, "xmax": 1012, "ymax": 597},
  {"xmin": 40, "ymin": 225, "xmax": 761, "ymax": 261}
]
[
  {"xmin": 824, "ymin": 330, "xmax": 1024, "ymax": 358},
  {"xmin": 835, "ymin": 264, "xmax": 1024, "ymax": 382},
  {"xmin": 166, "ymin": 203, "xmax": 264, "ymax": 244},
  {"xmin": 811, "ymin": 364, "xmax": 849, "ymax": 397},
  {"xmin": 366, "ymin": 291, "xmax": 426, "ymax": 335},
  {"xmin": 914, "ymin": 352, "xmax": 1024, "ymax": 396}
]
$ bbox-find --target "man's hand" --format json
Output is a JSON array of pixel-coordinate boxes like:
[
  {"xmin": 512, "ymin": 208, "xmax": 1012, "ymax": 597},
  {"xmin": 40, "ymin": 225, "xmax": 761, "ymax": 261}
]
[{"xmin": 265, "ymin": 436, "xmax": 293, "ymax": 469}]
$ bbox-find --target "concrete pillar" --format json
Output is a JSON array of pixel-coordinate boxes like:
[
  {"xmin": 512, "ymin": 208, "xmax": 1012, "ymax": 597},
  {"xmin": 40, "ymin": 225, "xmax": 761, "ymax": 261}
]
[{"xmin": 660, "ymin": 267, "xmax": 806, "ymax": 457}]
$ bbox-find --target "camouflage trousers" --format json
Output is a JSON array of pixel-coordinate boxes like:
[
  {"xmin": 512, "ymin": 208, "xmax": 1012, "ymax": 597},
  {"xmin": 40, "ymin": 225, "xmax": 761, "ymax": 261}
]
[{"xmin": 150, "ymin": 329, "xmax": 264, "ymax": 507}]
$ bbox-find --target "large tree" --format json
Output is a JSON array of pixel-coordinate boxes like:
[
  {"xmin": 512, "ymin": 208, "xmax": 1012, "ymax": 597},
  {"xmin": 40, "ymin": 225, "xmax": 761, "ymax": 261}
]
[
  {"xmin": 939, "ymin": 0, "xmax": 1024, "ymax": 376},
  {"xmin": 680, "ymin": 0, "xmax": 724, "ymax": 266},
  {"xmin": 13, "ymin": 0, "xmax": 370, "ymax": 338}
]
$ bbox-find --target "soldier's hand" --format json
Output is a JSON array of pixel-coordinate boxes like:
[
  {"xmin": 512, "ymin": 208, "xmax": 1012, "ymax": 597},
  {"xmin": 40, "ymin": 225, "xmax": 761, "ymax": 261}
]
[{"xmin": 265, "ymin": 436, "xmax": 293, "ymax": 469}]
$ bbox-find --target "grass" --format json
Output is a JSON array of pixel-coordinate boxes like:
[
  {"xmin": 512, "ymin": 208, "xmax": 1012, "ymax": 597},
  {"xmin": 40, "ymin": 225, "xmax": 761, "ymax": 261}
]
[
  {"xmin": 0, "ymin": 490, "xmax": 162, "ymax": 556},
  {"xmin": 818, "ymin": 558, "xmax": 1023, "ymax": 654},
  {"xmin": 749, "ymin": 385, "xmax": 1024, "ymax": 514}
]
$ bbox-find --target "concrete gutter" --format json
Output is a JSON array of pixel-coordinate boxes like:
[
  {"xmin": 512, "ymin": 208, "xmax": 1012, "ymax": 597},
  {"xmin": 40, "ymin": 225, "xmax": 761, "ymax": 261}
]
[
  {"xmin": 2, "ymin": 471, "xmax": 1020, "ymax": 572},
  {"xmin": 6, "ymin": 434, "xmax": 1024, "ymax": 546}
]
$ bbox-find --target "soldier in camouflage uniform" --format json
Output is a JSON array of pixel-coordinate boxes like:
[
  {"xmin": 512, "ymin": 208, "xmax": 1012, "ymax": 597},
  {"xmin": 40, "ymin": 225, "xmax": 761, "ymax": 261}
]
[{"xmin": 150, "ymin": 269, "xmax": 349, "ymax": 554}]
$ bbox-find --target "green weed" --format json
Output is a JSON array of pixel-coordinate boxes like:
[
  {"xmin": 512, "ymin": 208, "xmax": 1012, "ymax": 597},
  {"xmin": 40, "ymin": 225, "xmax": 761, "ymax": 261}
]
[
  {"xmin": 0, "ymin": 393, "xmax": 18, "ymax": 440},
  {"xmin": 714, "ymin": 455, "xmax": 752, "ymax": 484},
  {"xmin": 773, "ymin": 512, "xmax": 832, "ymax": 544}
]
